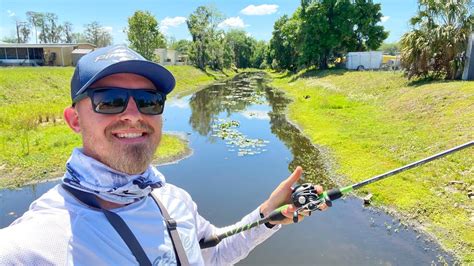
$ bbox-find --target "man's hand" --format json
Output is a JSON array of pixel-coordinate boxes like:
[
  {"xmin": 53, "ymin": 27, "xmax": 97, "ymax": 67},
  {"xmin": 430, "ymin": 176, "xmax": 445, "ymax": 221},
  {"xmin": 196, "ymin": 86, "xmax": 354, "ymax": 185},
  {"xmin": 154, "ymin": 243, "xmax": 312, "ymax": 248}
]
[{"xmin": 259, "ymin": 166, "xmax": 328, "ymax": 225}]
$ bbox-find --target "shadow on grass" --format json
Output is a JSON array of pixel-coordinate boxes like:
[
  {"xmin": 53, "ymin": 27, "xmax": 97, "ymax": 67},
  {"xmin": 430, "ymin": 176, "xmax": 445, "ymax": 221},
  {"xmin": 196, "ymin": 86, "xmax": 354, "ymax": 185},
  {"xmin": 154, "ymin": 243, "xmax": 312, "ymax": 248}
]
[
  {"xmin": 201, "ymin": 68, "xmax": 240, "ymax": 80},
  {"xmin": 289, "ymin": 68, "xmax": 348, "ymax": 82},
  {"xmin": 270, "ymin": 68, "xmax": 349, "ymax": 82},
  {"xmin": 406, "ymin": 76, "xmax": 455, "ymax": 87}
]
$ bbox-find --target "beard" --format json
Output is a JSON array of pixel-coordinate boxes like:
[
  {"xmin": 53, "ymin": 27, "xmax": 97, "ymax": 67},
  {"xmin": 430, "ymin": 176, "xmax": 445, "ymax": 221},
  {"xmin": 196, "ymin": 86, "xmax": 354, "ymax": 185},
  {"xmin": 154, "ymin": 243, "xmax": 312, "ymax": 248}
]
[
  {"xmin": 82, "ymin": 120, "xmax": 160, "ymax": 174},
  {"xmin": 104, "ymin": 140, "xmax": 157, "ymax": 174}
]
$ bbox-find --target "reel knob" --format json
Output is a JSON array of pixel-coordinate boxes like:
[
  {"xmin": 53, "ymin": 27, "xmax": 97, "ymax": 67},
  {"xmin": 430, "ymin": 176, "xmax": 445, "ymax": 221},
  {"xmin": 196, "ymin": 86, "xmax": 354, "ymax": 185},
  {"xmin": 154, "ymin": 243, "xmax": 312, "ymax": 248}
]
[{"xmin": 298, "ymin": 195, "xmax": 307, "ymax": 205}]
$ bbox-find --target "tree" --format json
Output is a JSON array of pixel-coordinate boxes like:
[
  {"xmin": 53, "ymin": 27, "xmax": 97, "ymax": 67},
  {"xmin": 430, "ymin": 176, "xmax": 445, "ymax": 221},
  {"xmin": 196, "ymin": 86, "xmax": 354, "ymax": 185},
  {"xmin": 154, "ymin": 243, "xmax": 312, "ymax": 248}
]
[
  {"xmin": 84, "ymin": 21, "xmax": 113, "ymax": 47},
  {"xmin": 225, "ymin": 29, "xmax": 255, "ymax": 68},
  {"xmin": 187, "ymin": 6, "xmax": 223, "ymax": 69},
  {"xmin": 299, "ymin": 0, "xmax": 353, "ymax": 69},
  {"xmin": 269, "ymin": 0, "xmax": 388, "ymax": 71},
  {"xmin": 169, "ymin": 39, "xmax": 192, "ymax": 54},
  {"xmin": 126, "ymin": 11, "xmax": 165, "ymax": 60},
  {"xmin": 1, "ymin": 36, "xmax": 18, "ymax": 43},
  {"xmin": 71, "ymin": 32, "xmax": 87, "ymax": 43},
  {"xmin": 44, "ymin": 13, "xmax": 63, "ymax": 43},
  {"xmin": 207, "ymin": 32, "xmax": 229, "ymax": 69},
  {"xmin": 251, "ymin": 40, "xmax": 269, "ymax": 68},
  {"xmin": 377, "ymin": 42, "xmax": 400, "ymax": 55},
  {"xmin": 63, "ymin": 22, "xmax": 73, "ymax": 43},
  {"xmin": 26, "ymin": 11, "xmax": 42, "ymax": 43},
  {"xmin": 347, "ymin": 0, "xmax": 388, "ymax": 51},
  {"xmin": 16, "ymin": 21, "xmax": 30, "ymax": 43},
  {"xmin": 400, "ymin": 0, "xmax": 473, "ymax": 79},
  {"xmin": 25, "ymin": 11, "xmax": 67, "ymax": 43},
  {"xmin": 269, "ymin": 14, "xmax": 300, "ymax": 70}
]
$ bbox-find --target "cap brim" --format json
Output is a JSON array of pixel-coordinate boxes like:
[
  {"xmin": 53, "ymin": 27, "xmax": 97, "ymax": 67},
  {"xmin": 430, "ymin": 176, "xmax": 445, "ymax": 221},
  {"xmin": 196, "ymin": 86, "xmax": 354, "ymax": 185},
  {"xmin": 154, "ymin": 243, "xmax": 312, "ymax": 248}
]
[{"xmin": 74, "ymin": 60, "xmax": 175, "ymax": 98}]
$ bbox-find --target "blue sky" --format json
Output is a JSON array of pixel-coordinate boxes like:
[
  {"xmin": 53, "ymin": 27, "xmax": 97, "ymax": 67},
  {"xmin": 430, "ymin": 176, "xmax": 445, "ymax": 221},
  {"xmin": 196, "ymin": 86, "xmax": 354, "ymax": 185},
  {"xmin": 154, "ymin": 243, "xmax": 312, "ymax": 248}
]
[{"xmin": 1, "ymin": 0, "xmax": 418, "ymax": 44}]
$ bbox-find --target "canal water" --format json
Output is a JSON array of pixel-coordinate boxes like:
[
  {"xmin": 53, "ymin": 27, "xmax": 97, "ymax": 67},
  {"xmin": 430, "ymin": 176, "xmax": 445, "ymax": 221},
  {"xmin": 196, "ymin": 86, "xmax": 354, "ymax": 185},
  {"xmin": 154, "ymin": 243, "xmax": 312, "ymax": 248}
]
[{"xmin": 0, "ymin": 73, "xmax": 453, "ymax": 265}]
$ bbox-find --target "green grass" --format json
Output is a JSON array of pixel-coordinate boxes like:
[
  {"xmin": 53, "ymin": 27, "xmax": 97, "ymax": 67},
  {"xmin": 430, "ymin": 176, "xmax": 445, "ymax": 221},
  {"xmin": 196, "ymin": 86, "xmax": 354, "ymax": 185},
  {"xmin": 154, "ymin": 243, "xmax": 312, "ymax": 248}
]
[
  {"xmin": 0, "ymin": 66, "xmax": 222, "ymax": 189},
  {"xmin": 167, "ymin": 65, "xmax": 237, "ymax": 98},
  {"xmin": 269, "ymin": 69, "xmax": 473, "ymax": 263}
]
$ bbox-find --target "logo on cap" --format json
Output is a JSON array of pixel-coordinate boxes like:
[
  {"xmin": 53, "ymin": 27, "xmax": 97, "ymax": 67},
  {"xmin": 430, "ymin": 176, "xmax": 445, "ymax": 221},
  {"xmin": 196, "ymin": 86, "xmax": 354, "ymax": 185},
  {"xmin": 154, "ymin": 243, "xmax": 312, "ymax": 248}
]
[{"xmin": 94, "ymin": 47, "xmax": 141, "ymax": 63}]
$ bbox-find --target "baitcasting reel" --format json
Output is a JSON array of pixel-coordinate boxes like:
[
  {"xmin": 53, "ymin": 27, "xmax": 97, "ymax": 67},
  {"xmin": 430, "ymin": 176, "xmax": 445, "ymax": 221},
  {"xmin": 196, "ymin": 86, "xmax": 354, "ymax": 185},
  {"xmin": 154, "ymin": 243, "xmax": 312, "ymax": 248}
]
[{"xmin": 291, "ymin": 183, "xmax": 331, "ymax": 223}]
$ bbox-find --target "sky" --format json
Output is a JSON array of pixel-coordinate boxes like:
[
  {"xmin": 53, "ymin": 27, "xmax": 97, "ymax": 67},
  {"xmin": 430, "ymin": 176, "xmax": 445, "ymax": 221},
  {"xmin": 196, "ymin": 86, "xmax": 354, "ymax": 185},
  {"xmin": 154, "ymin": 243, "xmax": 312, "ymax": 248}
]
[{"xmin": 0, "ymin": 0, "xmax": 418, "ymax": 45}]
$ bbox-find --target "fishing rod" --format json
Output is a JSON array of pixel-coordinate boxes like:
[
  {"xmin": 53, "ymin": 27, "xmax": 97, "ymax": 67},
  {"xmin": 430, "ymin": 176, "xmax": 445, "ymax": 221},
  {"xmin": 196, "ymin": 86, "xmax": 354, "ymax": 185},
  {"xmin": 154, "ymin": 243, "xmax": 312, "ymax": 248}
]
[{"xmin": 199, "ymin": 140, "xmax": 473, "ymax": 249}]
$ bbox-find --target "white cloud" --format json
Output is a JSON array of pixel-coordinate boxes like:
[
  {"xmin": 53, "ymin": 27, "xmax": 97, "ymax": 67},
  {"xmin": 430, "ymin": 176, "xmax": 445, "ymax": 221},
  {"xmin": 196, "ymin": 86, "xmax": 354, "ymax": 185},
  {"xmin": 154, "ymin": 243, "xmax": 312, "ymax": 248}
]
[
  {"xmin": 7, "ymin": 10, "xmax": 15, "ymax": 17},
  {"xmin": 241, "ymin": 4, "xmax": 278, "ymax": 15},
  {"xmin": 103, "ymin": 26, "xmax": 113, "ymax": 33},
  {"xmin": 168, "ymin": 98, "xmax": 188, "ymax": 109},
  {"xmin": 218, "ymin": 17, "xmax": 247, "ymax": 29},
  {"xmin": 381, "ymin": 16, "xmax": 390, "ymax": 23},
  {"xmin": 162, "ymin": 17, "xmax": 187, "ymax": 27},
  {"xmin": 160, "ymin": 16, "xmax": 187, "ymax": 34},
  {"xmin": 240, "ymin": 110, "xmax": 269, "ymax": 120}
]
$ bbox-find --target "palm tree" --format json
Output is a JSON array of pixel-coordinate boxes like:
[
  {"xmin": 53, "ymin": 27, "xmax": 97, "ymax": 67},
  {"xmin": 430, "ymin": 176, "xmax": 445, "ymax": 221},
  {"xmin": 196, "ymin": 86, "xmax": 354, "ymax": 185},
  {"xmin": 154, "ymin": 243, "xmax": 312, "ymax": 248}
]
[{"xmin": 400, "ymin": 0, "xmax": 473, "ymax": 80}]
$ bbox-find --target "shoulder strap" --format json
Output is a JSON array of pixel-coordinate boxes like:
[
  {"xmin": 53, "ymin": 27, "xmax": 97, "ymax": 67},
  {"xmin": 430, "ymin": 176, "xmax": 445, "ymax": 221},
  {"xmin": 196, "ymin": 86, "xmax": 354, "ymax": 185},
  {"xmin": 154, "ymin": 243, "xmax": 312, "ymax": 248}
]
[
  {"xmin": 61, "ymin": 184, "xmax": 152, "ymax": 266},
  {"xmin": 150, "ymin": 192, "xmax": 190, "ymax": 266}
]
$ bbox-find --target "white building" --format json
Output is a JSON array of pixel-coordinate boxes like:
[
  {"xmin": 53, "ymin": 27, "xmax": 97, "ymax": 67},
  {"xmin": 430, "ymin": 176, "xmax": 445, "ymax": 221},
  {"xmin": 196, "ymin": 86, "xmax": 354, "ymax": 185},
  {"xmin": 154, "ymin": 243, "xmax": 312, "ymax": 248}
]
[{"xmin": 154, "ymin": 48, "xmax": 188, "ymax": 66}]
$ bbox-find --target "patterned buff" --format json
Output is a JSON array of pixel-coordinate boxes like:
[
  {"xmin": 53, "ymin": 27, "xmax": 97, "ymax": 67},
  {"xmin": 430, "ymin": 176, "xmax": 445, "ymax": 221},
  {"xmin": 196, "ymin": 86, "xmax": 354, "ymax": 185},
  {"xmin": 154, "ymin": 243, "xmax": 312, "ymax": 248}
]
[{"xmin": 62, "ymin": 148, "xmax": 165, "ymax": 204}]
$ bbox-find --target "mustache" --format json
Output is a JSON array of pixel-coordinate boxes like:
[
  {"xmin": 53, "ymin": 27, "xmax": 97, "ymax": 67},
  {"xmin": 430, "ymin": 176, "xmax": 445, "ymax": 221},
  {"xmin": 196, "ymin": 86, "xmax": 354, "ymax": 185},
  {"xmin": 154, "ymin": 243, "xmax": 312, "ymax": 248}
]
[{"xmin": 105, "ymin": 120, "xmax": 155, "ymax": 134}]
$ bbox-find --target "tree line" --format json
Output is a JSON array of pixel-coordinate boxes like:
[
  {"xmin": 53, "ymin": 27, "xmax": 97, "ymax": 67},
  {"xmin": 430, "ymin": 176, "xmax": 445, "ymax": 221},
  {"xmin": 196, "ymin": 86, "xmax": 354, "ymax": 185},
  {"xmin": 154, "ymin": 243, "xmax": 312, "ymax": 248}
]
[
  {"xmin": 125, "ymin": 8, "xmax": 268, "ymax": 70},
  {"xmin": 181, "ymin": 1, "xmax": 387, "ymax": 71},
  {"xmin": 3, "ymin": 11, "xmax": 113, "ymax": 47},
  {"xmin": 4, "ymin": 0, "xmax": 472, "ymax": 80},
  {"xmin": 182, "ymin": 0, "xmax": 472, "ymax": 80},
  {"xmin": 270, "ymin": 0, "xmax": 387, "ymax": 71}
]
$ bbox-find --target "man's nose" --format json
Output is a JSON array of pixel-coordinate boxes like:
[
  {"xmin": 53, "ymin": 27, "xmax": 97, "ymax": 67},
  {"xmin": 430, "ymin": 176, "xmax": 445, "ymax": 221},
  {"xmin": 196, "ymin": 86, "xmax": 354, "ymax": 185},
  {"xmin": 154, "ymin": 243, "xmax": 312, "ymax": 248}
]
[{"xmin": 119, "ymin": 97, "xmax": 142, "ymax": 121}]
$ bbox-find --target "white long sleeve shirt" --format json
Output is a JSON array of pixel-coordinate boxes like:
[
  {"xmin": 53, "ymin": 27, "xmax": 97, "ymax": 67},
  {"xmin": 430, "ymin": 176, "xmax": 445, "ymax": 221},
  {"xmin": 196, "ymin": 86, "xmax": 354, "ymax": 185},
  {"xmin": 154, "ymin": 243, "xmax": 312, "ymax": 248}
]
[{"xmin": 0, "ymin": 183, "xmax": 280, "ymax": 265}]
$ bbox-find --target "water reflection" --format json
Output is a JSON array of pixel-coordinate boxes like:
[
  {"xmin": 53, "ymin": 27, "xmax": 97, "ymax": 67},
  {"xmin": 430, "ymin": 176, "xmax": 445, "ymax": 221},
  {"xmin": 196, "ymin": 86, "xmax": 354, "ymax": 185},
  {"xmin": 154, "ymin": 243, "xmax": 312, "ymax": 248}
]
[
  {"xmin": 189, "ymin": 72, "xmax": 333, "ymax": 187},
  {"xmin": 188, "ymin": 73, "xmax": 266, "ymax": 137},
  {"xmin": 264, "ymin": 83, "xmax": 333, "ymax": 188}
]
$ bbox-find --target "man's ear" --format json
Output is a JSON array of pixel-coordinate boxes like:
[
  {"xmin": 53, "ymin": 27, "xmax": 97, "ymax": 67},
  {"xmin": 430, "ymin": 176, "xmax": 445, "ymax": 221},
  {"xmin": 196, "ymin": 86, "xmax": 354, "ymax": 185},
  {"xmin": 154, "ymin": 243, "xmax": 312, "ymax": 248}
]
[{"xmin": 64, "ymin": 106, "xmax": 81, "ymax": 133}]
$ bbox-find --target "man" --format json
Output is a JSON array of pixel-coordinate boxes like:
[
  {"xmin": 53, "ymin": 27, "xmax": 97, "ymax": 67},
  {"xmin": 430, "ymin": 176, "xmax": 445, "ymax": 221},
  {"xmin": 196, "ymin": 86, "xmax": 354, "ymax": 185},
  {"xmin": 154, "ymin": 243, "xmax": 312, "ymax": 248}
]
[{"xmin": 0, "ymin": 45, "xmax": 327, "ymax": 265}]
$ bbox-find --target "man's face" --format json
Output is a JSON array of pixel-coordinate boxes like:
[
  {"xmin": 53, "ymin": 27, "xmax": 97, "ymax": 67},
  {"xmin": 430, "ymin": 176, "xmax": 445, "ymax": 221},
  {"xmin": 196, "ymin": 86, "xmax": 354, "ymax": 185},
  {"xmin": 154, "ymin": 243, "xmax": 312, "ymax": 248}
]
[{"xmin": 65, "ymin": 73, "xmax": 163, "ymax": 174}]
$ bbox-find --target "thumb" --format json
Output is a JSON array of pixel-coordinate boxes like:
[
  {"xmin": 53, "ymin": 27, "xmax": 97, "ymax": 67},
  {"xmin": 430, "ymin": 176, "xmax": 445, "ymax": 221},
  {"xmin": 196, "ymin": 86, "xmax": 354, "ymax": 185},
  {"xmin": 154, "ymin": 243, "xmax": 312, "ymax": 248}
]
[{"xmin": 282, "ymin": 166, "xmax": 303, "ymax": 188}]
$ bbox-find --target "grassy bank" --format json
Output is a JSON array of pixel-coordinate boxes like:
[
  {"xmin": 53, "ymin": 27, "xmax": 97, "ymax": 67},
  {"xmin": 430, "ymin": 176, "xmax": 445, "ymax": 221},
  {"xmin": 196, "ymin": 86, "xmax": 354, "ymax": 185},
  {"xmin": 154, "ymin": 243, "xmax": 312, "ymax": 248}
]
[
  {"xmin": 0, "ymin": 66, "xmax": 221, "ymax": 189},
  {"xmin": 269, "ymin": 69, "xmax": 473, "ymax": 263}
]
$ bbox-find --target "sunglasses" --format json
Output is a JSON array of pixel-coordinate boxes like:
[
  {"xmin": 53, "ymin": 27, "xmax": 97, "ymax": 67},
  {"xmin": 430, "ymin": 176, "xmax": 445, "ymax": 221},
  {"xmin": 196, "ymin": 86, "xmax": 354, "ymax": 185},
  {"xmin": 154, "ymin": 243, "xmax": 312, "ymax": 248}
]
[{"xmin": 73, "ymin": 87, "xmax": 166, "ymax": 115}]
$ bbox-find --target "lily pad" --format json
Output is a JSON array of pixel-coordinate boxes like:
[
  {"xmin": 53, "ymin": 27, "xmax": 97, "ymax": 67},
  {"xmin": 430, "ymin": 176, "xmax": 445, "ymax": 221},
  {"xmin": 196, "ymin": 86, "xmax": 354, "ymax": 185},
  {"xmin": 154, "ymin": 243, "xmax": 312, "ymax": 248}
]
[{"xmin": 211, "ymin": 119, "xmax": 269, "ymax": 156}]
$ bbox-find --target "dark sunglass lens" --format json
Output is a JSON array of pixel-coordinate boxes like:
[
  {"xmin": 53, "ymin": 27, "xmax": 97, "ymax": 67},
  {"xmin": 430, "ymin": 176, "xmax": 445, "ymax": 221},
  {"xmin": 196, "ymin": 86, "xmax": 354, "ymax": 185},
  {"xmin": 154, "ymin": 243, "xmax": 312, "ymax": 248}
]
[
  {"xmin": 92, "ymin": 89, "xmax": 128, "ymax": 114},
  {"xmin": 134, "ymin": 91, "xmax": 165, "ymax": 115}
]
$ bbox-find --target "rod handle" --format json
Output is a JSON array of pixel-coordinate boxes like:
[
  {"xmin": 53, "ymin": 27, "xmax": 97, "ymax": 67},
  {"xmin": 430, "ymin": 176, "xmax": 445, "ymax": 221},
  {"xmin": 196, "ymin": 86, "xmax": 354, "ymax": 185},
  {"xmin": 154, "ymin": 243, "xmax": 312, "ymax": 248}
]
[
  {"xmin": 266, "ymin": 205, "xmax": 289, "ymax": 222},
  {"xmin": 199, "ymin": 235, "xmax": 221, "ymax": 249}
]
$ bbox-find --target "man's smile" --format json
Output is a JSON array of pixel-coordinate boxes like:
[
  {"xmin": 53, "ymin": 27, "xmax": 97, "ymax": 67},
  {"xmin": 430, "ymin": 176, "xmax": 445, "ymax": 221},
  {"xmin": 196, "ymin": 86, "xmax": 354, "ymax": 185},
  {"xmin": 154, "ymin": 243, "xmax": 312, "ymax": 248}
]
[{"xmin": 110, "ymin": 129, "xmax": 150, "ymax": 143}]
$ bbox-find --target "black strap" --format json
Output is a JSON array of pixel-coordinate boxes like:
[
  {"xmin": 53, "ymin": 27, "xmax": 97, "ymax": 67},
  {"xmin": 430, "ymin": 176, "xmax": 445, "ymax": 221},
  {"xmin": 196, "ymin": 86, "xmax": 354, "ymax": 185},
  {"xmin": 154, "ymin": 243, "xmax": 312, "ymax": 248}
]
[
  {"xmin": 62, "ymin": 184, "xmax": 152, "ymax": 266},
  {"xmin": 102, "ymin": 210, "xmax": 152, "ymax": 266},
  {"xmin": 150, "ymin": 192, "xmax": 190, "ymax": 266}
]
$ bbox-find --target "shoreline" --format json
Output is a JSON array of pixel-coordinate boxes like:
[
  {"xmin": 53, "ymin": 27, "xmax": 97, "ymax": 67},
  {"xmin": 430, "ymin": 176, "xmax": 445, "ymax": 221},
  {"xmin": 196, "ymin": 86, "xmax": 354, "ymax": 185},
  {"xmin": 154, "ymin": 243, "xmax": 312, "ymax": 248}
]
[
  {"xmin": 0, "ymin": 131, "xmax": 194, "ymax": 190},
  {"xmin": 283, "ymin": 99, "xmax": 459, "ymax": 263},
  {"xmin": 266, "ymin": 71, "xmax": 468, "ymax": 263},
  {"xmin": 10, "ymin": 135, "xmax": 194, "ymax": 190}
]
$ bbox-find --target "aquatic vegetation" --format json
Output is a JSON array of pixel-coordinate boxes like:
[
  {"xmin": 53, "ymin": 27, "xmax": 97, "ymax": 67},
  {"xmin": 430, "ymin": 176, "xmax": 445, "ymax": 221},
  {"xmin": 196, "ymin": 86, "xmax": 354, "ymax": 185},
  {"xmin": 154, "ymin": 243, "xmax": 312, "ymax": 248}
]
[{"xmin": 211, "ymin": 119, "xmax": 269, "ymax": 156}]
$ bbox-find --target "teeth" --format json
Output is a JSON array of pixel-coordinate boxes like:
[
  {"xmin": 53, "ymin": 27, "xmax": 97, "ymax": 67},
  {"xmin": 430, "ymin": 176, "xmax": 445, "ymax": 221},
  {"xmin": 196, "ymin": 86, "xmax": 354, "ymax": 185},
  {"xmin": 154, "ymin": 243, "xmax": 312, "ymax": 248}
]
[{"xmin": 116, "ymin": 133, "xmax": 143, "ymax": 138}]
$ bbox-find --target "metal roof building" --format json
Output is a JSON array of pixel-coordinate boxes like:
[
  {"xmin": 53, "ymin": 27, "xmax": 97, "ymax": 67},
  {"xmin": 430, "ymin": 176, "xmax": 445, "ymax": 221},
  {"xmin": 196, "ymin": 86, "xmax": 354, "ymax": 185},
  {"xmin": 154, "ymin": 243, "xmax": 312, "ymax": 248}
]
[{"xmin": 0, "ymin": 43, "xmax": 96, "ymax": 67}]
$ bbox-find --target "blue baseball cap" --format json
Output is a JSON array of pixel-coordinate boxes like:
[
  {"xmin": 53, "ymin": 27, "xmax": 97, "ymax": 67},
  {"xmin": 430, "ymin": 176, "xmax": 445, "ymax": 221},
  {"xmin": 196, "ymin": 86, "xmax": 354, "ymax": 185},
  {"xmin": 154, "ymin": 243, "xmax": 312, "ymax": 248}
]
[{"xmin": 70, "ymin": 45, "xmax": 175, "ymax": 102}]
